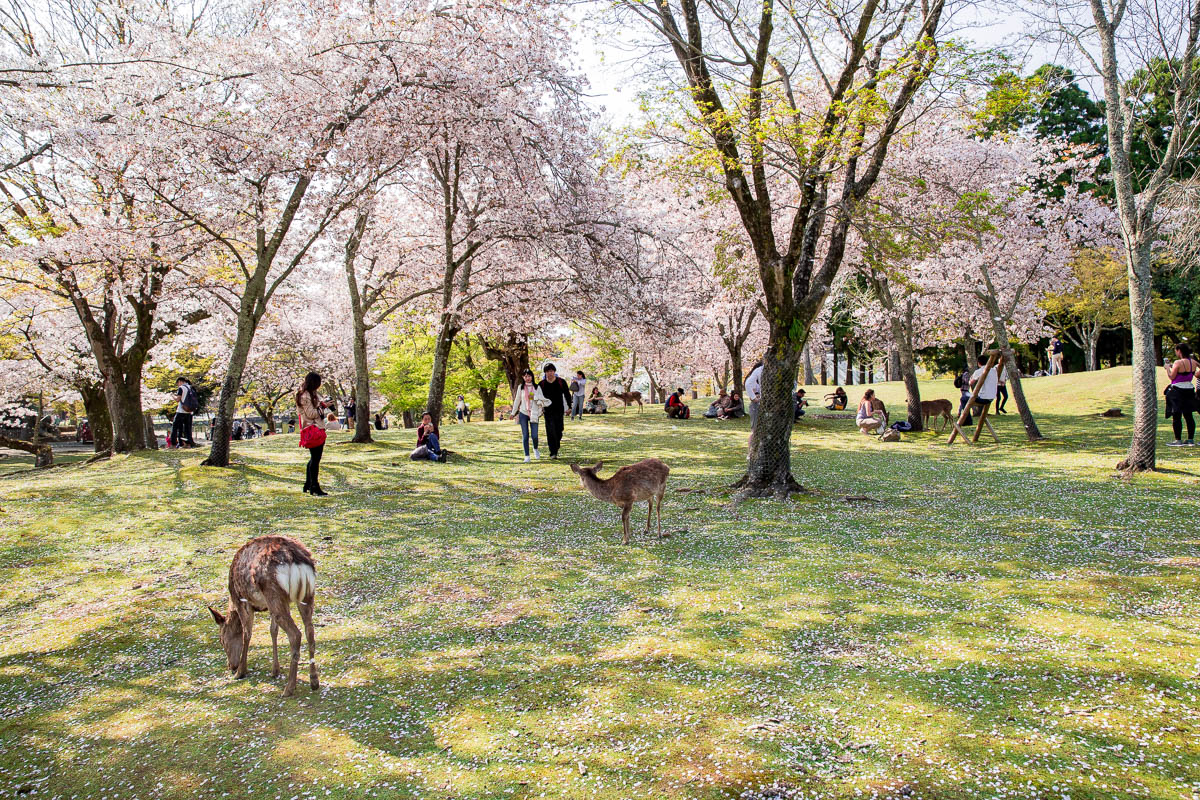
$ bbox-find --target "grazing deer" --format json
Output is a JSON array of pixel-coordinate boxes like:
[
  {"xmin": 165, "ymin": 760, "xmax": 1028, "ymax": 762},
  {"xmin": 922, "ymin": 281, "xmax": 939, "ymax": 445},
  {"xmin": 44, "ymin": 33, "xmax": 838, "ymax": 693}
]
[
  {"xmin": 920, "ymin": 399, "xmax": 954, "ymax": 432},
  {"xmin": 570, "ymin": 459, "xmax": 670, "ymax": 545},
  {"xmin": 608, "ymin": 390, "xmax": 643, "ymax": 413},
  {"xmin": 208, "ymin": 535, "xmax": 319, "ymax": 697}
]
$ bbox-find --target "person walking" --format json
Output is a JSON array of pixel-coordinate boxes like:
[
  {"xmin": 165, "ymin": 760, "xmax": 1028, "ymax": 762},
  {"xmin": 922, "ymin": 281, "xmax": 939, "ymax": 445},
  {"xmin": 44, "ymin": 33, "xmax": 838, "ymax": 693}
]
[
  {"xmin": 570, "ymin": 371, "xmax": 587, "ymax": 421},
  {"xmin": 344, "ymin": 396, "xmax": 356, "ymax": 429},
  {"xmin": 745, "ymin": 360, "xmax": 763, "ymax": 428},
  {"xmin": 1165, "ymin": 342, "xmax": 1199, "ymax": 447},
  {"xmin": 171, "ymin": 377, "xmax": 199, "ymax": 448},
  {"xmin": 538, "ymin": 363, "xmax": 572, "ymax": 458},
  {"xmin": 296, "ymin": 372, "xmax": 329, "ymax": 496},
  {"xmin": 511, "ymin": 368, "xmax": 547, "ymax": 462}
]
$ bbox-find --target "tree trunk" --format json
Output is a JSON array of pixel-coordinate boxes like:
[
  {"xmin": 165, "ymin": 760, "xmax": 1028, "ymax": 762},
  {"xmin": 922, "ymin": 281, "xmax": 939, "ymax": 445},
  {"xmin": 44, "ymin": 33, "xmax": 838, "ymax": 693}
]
[
  {"xmin": 350, "ymin": 320, "xmax": 373, "ymax": 443},
  {"xmin": 0, "ymin": 434, "xmax": 52, "ymax": 468},
  {"xmin": 106, "ymin": 374, "xmax": 146, "ymax": 453},
  {"xmin": 891, "ymin": 313, "xmax": 923, "ymax": 432},
  {"xmin": 203, "ymin": 283, "xmax": 264, "ymax": 467},
  {"xmin": 1086, "ymin": 323, "xmax": 1101, "ymax": 372},
  {"xmin": 735, "ymin": 324, "xmax": 803, "ymax": 498},
  {"xmin": 79, "ymin": 381, "xmax": 112, "ymax": 454},
  {"xmin": 478, "ymin": 387, "xmax": 496, "ymax": 421},
  {"xmin": 729, "ymin": 345, "xmax": 744, "ymax": 396},
  {"xmin": 987, "ymin": 317, "xmax": 1043, "ymax": 441},
  {"xmin": 888, "ymin": 348, "xmax": 900, "ymax": 382},
  {"xmin": 820, "ymin": 352, "xmax": 827, "ymax": 385},
  {"xmin": 831, "ymin": 347, "xmax": 839, "ymax": 385},
  {"xmin": 425, "ymin": 314, "xmax": 460, "ymax": 421},
  {"xmin": 845, "ymin": 350, "xmax": 854, "ymax": 385},
  {"xmin": 1119, "ymin": 238, "xmax": 1159, "ymax": 471},
  {"xmin": 143, "ymin": 413, "xmax": 160, "ymax": 450},
  {"xmin": 803, "ymin": 344, "xmax": 815, "ymax": 385}
]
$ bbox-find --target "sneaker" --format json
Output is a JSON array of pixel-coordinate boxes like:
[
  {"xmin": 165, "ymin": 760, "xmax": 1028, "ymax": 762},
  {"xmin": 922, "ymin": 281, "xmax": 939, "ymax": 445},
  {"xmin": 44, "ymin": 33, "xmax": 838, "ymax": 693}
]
[
  {"xmin": 1167, "ymin": 440, "xmax": 1186, "ymax": 447},
  {"xmin": 523, "ymin": 455, "xmax": 530, "ymax": 463},
  {"xmin": 533, "ymin": 449, "xmax": 540, "ymax": 460},
  {"xmin": 1188, "ymin": 440, "xmax": 1197, "ymax": 447}
]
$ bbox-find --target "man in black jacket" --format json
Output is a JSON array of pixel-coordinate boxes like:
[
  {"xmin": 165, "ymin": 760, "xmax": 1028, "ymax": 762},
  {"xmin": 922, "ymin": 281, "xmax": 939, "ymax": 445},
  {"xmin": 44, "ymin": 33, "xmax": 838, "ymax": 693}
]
[{"xmin": 538, "ymin": 363, "xmax": 571, "ymax": 458}]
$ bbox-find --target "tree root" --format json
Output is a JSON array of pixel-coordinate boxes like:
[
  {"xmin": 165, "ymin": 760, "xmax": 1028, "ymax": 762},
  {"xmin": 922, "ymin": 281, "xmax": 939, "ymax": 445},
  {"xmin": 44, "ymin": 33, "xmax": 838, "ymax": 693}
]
[
  {"xmin": 1116, "ymin": 456, "xmax": 1155, "ymax": 473},
  {"xmin": 728, "ymin": 472, "xmax": 806, "ymax": 504},
  {"xmin": 84, "ymin": 449, "xmax": 113, "ymax": 465}
]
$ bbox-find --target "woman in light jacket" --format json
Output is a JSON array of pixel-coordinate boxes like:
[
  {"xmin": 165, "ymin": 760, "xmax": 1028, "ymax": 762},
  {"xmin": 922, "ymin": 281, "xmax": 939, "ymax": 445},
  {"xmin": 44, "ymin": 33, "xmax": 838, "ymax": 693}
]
[
  {"xmin": 510, "ymin": 367, "xmax": 548, "ymax": 462},
  {"xmin": 296, "ymin": 372, "xmax": 328, "ymax": 496}
]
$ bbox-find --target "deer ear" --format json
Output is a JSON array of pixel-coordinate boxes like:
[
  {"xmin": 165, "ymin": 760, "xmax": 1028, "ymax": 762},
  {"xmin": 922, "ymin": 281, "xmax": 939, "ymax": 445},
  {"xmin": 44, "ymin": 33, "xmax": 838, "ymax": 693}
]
[
  {"xmin": 208, "ymin": 605, "xmax": 226, "ymax": 627},
  {"xmin": 569, "ymin": 462, "xmax": 580, "ymax": 473},
  {"xmin": 592, "ymin": 461, "xmax": 603, "ymax": 472}
]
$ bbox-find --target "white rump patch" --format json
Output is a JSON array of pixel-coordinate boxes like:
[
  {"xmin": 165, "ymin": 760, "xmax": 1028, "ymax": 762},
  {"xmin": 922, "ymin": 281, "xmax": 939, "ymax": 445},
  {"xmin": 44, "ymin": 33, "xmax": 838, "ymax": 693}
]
[{"xmin": 275, "ymin": 562, "xmax": 316, "ymax": 603}]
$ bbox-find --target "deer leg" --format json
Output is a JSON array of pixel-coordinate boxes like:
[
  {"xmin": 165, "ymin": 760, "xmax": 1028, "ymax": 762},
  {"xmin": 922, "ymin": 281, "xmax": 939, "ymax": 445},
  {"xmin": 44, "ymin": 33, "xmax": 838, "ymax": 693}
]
[
  {"xmin": 298, "ymin": 596, "xmax": 319, "ymax": 690},
  {"xmin": 621, "ymin": 505, "xmax": 631, "ymax": 545},
  {"xmin": 270, "ymin": 617, "xmax": 280, "ymax": 679},
  {"xmin": 269, "ymin": 601, "xmax": 302, "ymax": 697},
  {"xmin": 235, "ymin": 602, "xmax": 253, "ymax": 679},
  {"xmin": 645, "ymin": 499, "xmax": 652, "ymax": 533},
  {"xmin": 657, "ymin": 492, "xmax": 665, "ymax": 538}
]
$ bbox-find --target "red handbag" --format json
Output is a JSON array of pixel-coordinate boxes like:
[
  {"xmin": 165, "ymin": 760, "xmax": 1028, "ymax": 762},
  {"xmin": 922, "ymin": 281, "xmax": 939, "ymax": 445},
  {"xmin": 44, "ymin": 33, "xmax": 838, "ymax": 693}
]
[{"xmin": 299, "ymin": 423, "xmax": 326, "ymax": 449}]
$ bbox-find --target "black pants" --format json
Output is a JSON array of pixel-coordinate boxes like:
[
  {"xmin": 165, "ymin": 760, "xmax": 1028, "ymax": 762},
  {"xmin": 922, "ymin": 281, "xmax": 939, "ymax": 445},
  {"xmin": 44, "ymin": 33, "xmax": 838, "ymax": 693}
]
[
  {"xmin": 171, "ymin": 412, "xmax": 194, "ymax": 446},
  {"xmin": 1173, "ymin": 411, "xmax": 1196, "ymax": 441},
  {"xmin": 305, "ymin": 443, "xmax": 324, "ymax": 489},
  {"xmin": 996, "ymin": 385, "xmax": 1009, "ymax": 412},
  {"xmin": 543, "ymin": 411, "xmax": 564, "ymax": 457}
]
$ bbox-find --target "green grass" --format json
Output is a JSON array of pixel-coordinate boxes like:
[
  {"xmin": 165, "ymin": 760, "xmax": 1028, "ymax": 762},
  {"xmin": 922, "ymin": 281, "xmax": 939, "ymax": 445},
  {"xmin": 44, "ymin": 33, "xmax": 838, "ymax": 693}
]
[{"xmin": 1, "ymin": 367, "xmax": 1198, "ymax": 800}]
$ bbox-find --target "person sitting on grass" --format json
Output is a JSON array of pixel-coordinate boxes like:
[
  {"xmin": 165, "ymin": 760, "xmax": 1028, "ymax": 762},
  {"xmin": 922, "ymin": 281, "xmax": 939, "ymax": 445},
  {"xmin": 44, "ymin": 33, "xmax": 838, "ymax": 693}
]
[
  {"xmin": 585, "ymin": 386, "xmax": 607, "ymax": 414},
  {"xmin": 705, "ymin": 389, "xmax": 731, "ymax": 418},
  {"xmin": 665, "ymin": 388, "xmax": 691, "ymax": 419},
  {"xmin": 825, "ymin": 387, "xmax": 848, "ymax": 410},
  {"xmin": 718, "ymin": 390, "xmax": 745, "ymax": 419},
  {"xmin": 794, "ymin": 388, "xmax": 809, "ymax": 420},
  {"xmin": 410, "ymin": 412, "xmax": 446, "ymax": 462},
  {"xmin": 856, "ymin": 389, "xmax": 886, "ymax": 435}
]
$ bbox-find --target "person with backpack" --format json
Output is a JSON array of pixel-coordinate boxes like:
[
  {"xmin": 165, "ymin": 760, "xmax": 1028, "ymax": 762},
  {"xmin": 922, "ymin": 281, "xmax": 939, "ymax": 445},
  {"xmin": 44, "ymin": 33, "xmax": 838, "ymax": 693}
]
[
  {"xmin": 171, "ymin": 377, "xmax": 199, "ymax": 448},
  {"xmin": 538, "ymin": 363, "xmax": 571, "ymax": 458},
  {"xmin": 570, "ymin": 371, "xmax": 587, "ymax": 421},
  {"xmin": 955, "ymin": 367, "xmax": 974, "ymax": 426},
  {"xmin": 665, "ymin": 387, "xmax": 691, "ymax": 419}
]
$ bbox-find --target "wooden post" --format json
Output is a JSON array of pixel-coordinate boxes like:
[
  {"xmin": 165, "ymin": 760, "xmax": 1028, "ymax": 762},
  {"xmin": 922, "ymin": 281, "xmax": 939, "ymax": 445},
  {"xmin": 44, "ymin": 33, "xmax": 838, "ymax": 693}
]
[{"xmin": 948, "ymin": 350, "xmax": 1003, "ymax": 445}]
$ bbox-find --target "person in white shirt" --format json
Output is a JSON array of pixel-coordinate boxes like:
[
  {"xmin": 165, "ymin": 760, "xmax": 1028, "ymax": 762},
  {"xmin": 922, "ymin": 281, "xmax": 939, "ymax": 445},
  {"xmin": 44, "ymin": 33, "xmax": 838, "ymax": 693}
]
[
  {"xmin": 968, "ymin": 355, "xmax": 999, "ymax": 414},
  {"xmin": 570, "ymin": 371, "xmax": 587, "ymax": 421},
  {"xmin": 745, "ymin": 360, "xmax": 763, "ymax": 428}
]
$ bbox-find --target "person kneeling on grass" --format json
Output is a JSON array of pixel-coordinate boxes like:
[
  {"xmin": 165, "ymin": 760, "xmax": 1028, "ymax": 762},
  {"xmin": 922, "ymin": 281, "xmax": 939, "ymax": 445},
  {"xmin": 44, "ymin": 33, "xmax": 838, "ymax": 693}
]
[
  {"xmin": 857, "ymin": 389, "xmax": 886, "ymax": 435},
  {"xmin": 665, "ymin": 387, "xmax": 691, "ymax": 419},
  {"xmin": 410, "ymin": 412, "xmax": 446, "ymax": 462},
  {"xmin": 794, "ymin": 388, "xmax": 809, "ymax": 420}
]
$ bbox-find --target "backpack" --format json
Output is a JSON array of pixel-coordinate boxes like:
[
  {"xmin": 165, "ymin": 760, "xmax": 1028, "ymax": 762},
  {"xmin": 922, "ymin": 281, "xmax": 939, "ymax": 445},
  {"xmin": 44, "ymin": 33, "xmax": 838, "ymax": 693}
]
[
  {"xmin": 181, "ymin": 385, "xmax": 199, "ymax": 413},
  {"xmin": 891, "ymin": 420, "xmax": 912, "ymax": 432},
  {"xmin": 880, "ymin": 428, "xmax": 901, "ymax": 442},
  {"xmin": 953, "ymin": 373, "xmax": 964, "ymax": 389},
  {"xmin": 569, "ymin": 379, "xmax": 579, "ymax": 393}
]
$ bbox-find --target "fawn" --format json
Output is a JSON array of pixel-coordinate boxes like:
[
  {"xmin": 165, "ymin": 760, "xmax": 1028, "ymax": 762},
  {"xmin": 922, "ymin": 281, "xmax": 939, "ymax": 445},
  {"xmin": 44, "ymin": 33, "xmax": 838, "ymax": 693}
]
[
  {"xmin": 570, "ymin": 459, "xmax": 670, "ymax": 544},
  {"xmin": 607, "ymin": 390, "xmax": 643, "ymax": 413},
  {"xmin": 208, "ymin": 535, "xmax": 319, "ymax": 697}
]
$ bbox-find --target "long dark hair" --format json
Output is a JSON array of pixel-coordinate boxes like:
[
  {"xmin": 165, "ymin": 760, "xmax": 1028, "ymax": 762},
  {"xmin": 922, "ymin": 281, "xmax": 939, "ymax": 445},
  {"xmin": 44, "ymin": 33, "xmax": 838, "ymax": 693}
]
[
  {"xmin": 296, "ymin": 372, "xmax": 322, "ymax": 409},
  {"xmin": 1177, "ymin": 342, "xmax": 1193, "ymax": 359}
]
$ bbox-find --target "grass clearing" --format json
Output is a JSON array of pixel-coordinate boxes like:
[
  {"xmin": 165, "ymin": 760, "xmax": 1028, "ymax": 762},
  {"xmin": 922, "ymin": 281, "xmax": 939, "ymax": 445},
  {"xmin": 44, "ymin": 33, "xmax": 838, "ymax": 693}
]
[{"xmin": 1, "ymin": 367, "xmax": 1198, "ymax": 799}]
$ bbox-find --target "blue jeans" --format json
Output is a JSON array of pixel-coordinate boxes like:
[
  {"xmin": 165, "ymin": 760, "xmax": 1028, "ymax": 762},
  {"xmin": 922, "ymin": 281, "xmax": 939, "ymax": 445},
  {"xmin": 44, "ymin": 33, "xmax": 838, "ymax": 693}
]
[
  {"xmin": 518, "ymin": 412, "xmax": 539, "ymax": 456},
  {"xmin": 571, "ymin": 394, "xmax": 584, "ymax": 420},
  {"xmin": 424, "ymin": 432, "xmax": 441, "ymax": 460}
]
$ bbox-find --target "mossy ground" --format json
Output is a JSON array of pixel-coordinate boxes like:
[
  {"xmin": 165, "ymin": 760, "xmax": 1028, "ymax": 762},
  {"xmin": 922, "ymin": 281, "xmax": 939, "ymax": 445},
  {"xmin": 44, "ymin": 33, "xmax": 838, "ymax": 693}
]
[{"xmin": 1, "ymin": 367, "xmax": 1198, "ymax": 800}]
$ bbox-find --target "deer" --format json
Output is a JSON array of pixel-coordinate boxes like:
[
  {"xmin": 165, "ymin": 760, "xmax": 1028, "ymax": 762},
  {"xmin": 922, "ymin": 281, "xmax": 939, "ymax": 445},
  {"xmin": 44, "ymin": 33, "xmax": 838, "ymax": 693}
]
[
  {"xmin": 920, "ymin": 399, "xmax": 954, "ymax": 432},
  {"xmin": 608, "ymin": 390, "xmax": 643, "ymax": 413},
  {"xmin": 208, "ymin": 535, "xmax": 319, "ymax": 697},
  {"xmin": 570, "ymin": 459, "xmax": 670, "ymax": 545}
]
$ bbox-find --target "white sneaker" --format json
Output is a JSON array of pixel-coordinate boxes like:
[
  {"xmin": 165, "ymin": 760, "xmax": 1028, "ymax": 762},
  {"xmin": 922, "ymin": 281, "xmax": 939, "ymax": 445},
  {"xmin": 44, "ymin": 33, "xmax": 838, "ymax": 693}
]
[
  {"xmin": 533, "ymin": 449, "xmax": 540, "ymax": 460},
  {"xmin": 1188, "ymin": 440, "xmax": 1197, "ymax": 447},
  {"xmin": 1167, "ymin": 440, "xmax": 1185, "ymax": 447},
  {"xmin": 523, "ymin": 455, "xmax": 530, "ymax": 463}
]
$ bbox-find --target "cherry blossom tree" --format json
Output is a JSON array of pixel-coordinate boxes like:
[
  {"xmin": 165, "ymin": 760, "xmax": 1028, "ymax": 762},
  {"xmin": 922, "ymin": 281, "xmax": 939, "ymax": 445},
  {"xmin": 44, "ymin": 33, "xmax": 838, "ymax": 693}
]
[{"xmin": 610, "ymin": 0, "xmax": 952, "ymax": 497}]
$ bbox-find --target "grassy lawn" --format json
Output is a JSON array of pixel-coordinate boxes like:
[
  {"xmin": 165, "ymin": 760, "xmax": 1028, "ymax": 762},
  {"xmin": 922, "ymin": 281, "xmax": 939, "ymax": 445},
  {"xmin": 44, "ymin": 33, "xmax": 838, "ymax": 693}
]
[{"xmin": 1, "ymin": 367, "xmax": 1198, "ymax": 800}]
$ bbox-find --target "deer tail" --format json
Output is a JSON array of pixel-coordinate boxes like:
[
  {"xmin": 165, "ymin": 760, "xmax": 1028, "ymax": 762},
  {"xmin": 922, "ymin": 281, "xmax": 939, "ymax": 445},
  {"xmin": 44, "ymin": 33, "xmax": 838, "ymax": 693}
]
[{"xmin": 276, "ymin": 562, "xmax": 316, "ymax": 604}]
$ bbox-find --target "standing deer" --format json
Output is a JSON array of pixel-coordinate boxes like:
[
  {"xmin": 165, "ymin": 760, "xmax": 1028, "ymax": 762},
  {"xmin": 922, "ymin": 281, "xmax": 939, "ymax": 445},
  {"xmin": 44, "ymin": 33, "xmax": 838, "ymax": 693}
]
[
  {"xmin": 608, "ymin": 390, "xmax": 643, "ymax": 413},
  {"xmin": 570, "ymin": 459, "xmax": 670, "ymax": 544},
  {"xmin": 208, "ymin": 535, "xmax": 319, "ymax": 697}
]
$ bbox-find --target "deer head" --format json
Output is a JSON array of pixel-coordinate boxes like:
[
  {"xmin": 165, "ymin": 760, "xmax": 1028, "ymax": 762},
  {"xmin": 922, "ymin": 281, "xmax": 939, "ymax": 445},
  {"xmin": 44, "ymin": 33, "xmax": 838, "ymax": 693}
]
[
  {"xmin": 569, "ymin": 461, "xmax": 603, "ymax": 479},
  {"xmin": 208, "ymin": 605, "xmax": 244, "ymax": 675}
]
